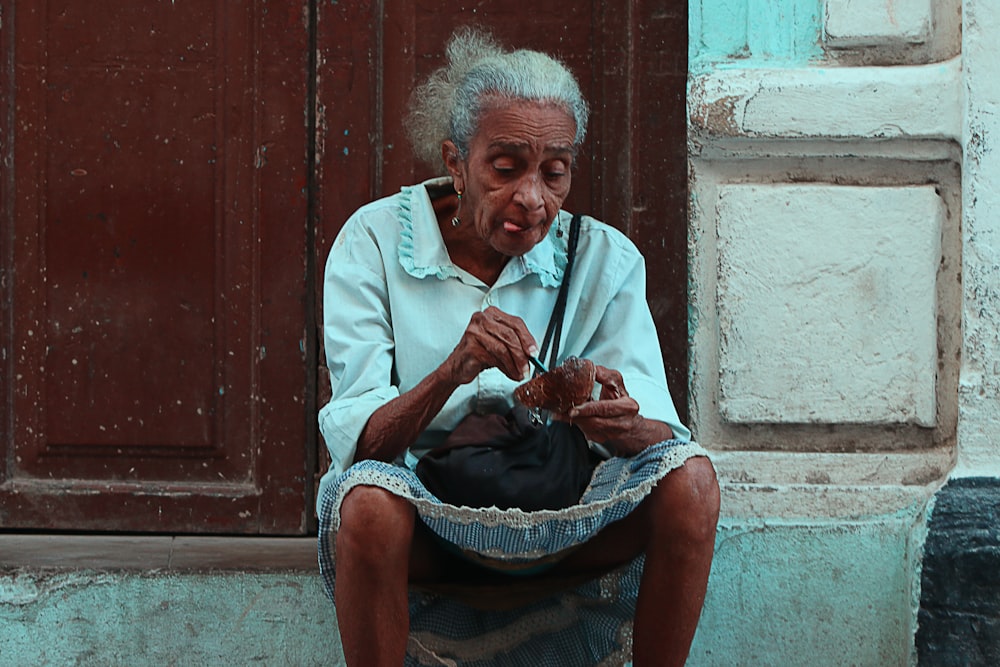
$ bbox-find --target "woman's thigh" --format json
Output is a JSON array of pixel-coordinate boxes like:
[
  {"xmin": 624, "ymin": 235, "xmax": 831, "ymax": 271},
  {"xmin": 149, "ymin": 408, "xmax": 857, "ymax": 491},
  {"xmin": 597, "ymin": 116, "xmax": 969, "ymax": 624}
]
[
  {"xmin": 550, "ymin": 456, "xmax": 718, "ymax": 576},
  {"xmin": 337, "ymin": 485, "xmax": 567, "ymax": 585},
  {"xmin": 408, "ymin": 517, "xmax": 483, "ymax": 583},
  {"xmin": 549, "ymin": 499, "xmax": 650, "ymax": 576}
]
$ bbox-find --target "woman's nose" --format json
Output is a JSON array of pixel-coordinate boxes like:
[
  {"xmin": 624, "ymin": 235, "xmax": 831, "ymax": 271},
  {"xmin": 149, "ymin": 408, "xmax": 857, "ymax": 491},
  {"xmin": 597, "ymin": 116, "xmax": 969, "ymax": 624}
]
[{"xmin": 514, "ymin": 175, "xmax": 544, "ymax": 211}]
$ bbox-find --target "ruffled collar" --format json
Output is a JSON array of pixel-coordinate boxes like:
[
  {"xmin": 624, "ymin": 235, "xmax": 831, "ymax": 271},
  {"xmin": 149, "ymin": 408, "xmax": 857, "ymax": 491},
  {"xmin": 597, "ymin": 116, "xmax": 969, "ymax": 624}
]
[{"xmin": 397, "ymin": 177, "xmax": 567, "ymax": 289}]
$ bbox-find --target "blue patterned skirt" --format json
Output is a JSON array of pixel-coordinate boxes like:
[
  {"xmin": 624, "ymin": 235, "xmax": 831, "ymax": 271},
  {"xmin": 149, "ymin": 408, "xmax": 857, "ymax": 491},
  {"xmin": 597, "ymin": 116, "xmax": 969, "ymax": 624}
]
[{"xmin": 317, "ymin": 439, "xmax": 708, "ymax": 666}]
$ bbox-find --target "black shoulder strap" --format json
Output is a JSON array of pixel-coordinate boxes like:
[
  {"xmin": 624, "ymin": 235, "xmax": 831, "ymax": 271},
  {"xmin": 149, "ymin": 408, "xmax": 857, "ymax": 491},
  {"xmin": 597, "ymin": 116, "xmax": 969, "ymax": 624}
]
[{"xmin": 537, "ymin": 213, "xmax": 582, "ymax": 373}]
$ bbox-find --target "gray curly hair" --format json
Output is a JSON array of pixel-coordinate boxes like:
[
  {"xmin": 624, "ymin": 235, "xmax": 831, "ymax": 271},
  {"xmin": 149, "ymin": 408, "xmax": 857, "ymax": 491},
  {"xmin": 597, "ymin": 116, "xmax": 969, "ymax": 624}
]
[{"xmin": 406, "ymin": 27, "xmax": 590, "ymax": 170}]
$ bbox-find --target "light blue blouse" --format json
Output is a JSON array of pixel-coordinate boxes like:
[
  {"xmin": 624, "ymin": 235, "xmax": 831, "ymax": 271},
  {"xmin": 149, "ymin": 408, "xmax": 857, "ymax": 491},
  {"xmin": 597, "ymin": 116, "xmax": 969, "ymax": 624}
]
[{"xmin": 317, "ymin": 178, "xmax": 690, "ymax": 507}]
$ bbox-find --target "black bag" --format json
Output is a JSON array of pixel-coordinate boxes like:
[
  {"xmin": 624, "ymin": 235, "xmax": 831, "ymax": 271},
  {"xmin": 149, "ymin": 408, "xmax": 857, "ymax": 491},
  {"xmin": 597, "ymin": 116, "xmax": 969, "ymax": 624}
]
[
  {"xmin": 416, "ymin": 214, "xmax": 598, "ymax": 511},
  {"xmin": 415, "ymin": 406, "xmax": 595, "ymax": 511}
]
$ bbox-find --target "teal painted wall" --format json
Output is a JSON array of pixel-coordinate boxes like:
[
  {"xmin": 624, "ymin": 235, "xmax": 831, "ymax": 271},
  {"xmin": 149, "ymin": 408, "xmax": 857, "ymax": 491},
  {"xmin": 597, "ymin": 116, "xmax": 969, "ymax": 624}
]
[
  {"xmin": 690, "ymin": 0, "xmax": 823, "ymax": 71},
  {"xmin": 0, "ymin": 572, "xmax": 342, "ymax": 666},
  {"xmin": 1, "ymin": 514, "xmax": 925, "ymax": 666},
  {"xmin": 692, "ymin": 516, "xmax": 925, "ymax": 666}
]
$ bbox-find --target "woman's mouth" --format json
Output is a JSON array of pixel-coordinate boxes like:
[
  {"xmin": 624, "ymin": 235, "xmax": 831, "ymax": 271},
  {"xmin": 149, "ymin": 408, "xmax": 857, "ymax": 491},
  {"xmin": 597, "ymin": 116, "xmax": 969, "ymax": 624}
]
[{"xmin": 502, "ymin": 220, "xmax": 529, "ymax": 233}]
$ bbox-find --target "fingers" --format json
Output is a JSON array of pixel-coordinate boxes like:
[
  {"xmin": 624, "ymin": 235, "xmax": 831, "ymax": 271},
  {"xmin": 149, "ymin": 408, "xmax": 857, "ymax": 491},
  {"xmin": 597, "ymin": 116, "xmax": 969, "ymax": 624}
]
[
  {"xmin": 553, "ymin": 365, "xmax": 666, "ymax": 452},
  {"xmin": 460, "ymin": 307, "xmax": 537, "ymax": 381},
  {"xmin": 483, "ymin": 324, "xmax": 530, "ymax": 379},
  {"xmin": 568, "ymin": 395, "xmax": 639, "ymax": 421},
  {"xmin": 564, "ymin": 365, "xmax": 637, "ymax": 442},
  {"xmin": 564, "ymin": 396, "xmax": 641, "ymax": 449},
  {"xmin": 484, "ymin": 307, "xmax": 538, "ymax": 360},
  {"xmin": 594, "ymin": 365, "xmax": 626, "ymax": 401},
  {"xmin": 480, "ymin": 307, "xmax": 538, "ymax": 379}
]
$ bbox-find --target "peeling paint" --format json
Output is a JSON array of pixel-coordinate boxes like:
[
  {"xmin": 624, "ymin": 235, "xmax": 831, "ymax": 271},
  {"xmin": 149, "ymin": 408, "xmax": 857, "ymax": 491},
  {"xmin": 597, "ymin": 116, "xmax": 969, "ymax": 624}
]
[{"xmin": 703, "ymin": 93, "xmax": 743, "ymax": 136}]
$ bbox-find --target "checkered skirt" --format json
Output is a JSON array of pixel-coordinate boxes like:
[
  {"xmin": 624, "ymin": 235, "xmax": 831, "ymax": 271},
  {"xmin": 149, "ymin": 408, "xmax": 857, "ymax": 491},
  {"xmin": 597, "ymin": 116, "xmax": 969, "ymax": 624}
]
[{"xmin": 317, "ymin": 439, "xmax": 708, "ymax": 666}]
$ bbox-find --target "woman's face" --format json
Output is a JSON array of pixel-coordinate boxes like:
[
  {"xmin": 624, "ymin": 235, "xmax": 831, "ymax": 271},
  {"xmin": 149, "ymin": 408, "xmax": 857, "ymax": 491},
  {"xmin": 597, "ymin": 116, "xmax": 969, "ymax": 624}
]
[{"xmin": 446, "ymin": 100, "xmax": 577, "ymax": 259}]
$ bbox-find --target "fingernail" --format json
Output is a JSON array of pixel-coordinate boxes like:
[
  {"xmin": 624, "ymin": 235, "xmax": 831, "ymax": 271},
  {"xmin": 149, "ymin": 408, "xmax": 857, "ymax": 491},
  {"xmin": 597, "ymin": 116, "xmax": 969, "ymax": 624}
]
[
  {"xmin": 528, "ymin": 345, "xmax": 538, "ymax": 356},
  {"xmin": 522, "ymin": 364, "xmax": 531, "ymax": 381},
  {"xmin": 568, "ymin": 408, "xmax": 579, "ymax": 418}
]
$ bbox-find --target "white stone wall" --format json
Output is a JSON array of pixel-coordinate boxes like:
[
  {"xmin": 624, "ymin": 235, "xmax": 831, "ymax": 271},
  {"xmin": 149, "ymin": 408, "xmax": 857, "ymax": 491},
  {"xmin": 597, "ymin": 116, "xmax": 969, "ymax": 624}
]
[
  {"xmin": 683, "ymin": 3, "xmax": 999, "ymax": 663},
  {"xmin": 716, "ymin": 184, "xmax": 941, "ymax": 428},
  {"xmin": 956, "ymin": 0, "xmax": 1000, "ymax": 477},
  {"xmin": 688, "ymin": 0, "xmax": 969, "ymax": 516}
]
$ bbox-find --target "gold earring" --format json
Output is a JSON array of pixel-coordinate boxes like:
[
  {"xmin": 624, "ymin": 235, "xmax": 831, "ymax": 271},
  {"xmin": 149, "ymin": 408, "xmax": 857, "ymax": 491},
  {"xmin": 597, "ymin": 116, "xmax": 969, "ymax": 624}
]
[{"xmin": 451, "ymin": 191, "xmax": 463, "ymax": 227}]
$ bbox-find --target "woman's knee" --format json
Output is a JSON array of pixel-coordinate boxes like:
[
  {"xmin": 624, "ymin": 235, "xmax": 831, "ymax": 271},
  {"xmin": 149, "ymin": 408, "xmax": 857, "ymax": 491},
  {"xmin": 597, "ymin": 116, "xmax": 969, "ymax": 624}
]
[
  {"xmin": 337, "ymin": 485, "xmax": 415, "ymax": 563},
  {"xmin": 649, "ymin": 456, "xmax": 720, "ymax": 544}
]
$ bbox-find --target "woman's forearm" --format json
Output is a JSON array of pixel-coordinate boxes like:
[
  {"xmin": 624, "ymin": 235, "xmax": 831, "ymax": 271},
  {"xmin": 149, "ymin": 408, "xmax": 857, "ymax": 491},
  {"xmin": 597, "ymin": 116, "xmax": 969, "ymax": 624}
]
[
  {"xmin": 355, "ymin": 363, "xmax": 463, "ymax": 463},
  {"xmin": 352, "ymin": 306, "xmax": 538, "ymax": 462}
]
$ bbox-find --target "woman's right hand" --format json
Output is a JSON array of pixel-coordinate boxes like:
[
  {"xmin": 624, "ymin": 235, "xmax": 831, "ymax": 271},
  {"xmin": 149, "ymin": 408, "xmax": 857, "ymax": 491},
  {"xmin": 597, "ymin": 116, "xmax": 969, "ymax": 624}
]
[{"xmin": 443, "ymin": 306, "xmax": 537, "ymax": 385}]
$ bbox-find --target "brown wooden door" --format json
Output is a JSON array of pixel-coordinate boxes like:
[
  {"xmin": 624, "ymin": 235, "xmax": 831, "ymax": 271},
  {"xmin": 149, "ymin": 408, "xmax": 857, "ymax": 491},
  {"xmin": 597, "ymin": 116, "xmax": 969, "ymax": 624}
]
[
  {"xmin": 1, "ymin": 1, "xmax": 687, "ymax": 534},
  {"xmin": 0, "ymin": 1, "xmax": 312, "ymax": 533}
]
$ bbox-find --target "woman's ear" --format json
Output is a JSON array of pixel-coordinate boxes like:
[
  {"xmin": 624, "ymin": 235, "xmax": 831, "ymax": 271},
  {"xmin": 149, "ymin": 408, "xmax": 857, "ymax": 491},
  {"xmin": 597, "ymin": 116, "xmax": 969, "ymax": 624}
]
[{"xmin": 442, "ymin": 140, "xmax": 464, "ymax": 192}]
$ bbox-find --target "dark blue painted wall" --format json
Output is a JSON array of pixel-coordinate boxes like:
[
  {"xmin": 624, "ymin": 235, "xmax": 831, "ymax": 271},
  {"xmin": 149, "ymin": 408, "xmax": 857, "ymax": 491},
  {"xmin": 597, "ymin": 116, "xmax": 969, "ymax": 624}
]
[{"xmin": 917, "ymin": 477, "xmax": 1000, "ymax": 665}]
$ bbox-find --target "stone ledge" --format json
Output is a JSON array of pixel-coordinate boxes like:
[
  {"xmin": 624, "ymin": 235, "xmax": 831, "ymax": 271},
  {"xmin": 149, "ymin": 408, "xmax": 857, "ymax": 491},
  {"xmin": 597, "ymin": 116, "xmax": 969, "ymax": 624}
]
[
  {"xmin": 688, "ymin": 58, "xmax": 962, "ymax": 144},
  {"xmin": 824, "ymin": 0, "xmax": 933, "ymax": 48},
  {"xmin": 0, "ymin": 534, "xmax": 317, "ymax": 572}
]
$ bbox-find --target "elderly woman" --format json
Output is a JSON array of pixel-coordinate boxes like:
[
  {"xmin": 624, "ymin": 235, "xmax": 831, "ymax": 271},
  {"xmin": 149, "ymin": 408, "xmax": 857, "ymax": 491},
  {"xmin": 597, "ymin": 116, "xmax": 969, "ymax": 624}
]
[{"xmin": 317, "ymin": 28, "xmax": 719, "ymax": 667}]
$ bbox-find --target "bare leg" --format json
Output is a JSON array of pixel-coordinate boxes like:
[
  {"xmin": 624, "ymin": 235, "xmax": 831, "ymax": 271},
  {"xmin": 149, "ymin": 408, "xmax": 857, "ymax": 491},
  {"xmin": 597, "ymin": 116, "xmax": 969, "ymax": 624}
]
[
  {"xmin": 334, "ymin": 485, "xmax": 447, "ymax": 667},
  {"xmin": 555, "ymin": 456, "xmax": 720, "ymax": 666},
  {"xmin": 335, "ymin": 457, "xmax": 719, "ymax": 667},
  {"xmin": 633, "ymin": 456, "xmax": 720, "ymax": 666}
]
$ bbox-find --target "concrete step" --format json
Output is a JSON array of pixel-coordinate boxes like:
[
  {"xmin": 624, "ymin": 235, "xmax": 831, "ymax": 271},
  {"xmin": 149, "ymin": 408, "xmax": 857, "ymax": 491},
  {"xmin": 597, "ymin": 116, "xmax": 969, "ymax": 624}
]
[
  {"xmin": 2, "ymin": 514, "xmax": 924, "ymax": 666},
  {"xmin": 0, "ymin": 535, "xmax": 344, "ymax": 666}
]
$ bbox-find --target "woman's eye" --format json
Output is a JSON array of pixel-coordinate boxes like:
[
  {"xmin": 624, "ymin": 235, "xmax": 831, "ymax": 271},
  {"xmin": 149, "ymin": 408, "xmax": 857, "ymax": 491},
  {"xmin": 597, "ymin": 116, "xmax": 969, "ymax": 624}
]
[
  {"xmin": 543, "ymin": 161, "xmax": 570, "ymax": 181},
  {"xmin": 492, "ymin": 160, "xmax": 516, "ymax": 173}
]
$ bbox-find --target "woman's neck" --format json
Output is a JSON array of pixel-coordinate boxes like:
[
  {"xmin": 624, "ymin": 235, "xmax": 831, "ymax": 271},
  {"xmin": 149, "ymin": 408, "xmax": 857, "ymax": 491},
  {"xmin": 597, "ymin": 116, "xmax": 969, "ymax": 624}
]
[{"xmin": 431, "ymin": 190, "xmax": 510, "ymax": 286}]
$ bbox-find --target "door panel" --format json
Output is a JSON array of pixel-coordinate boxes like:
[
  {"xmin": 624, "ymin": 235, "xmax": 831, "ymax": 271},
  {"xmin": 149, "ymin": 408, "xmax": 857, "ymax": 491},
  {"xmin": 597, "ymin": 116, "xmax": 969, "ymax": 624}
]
[{"xmin": 0, "ymin": 0, "xmax": 311, "ymax": 533}]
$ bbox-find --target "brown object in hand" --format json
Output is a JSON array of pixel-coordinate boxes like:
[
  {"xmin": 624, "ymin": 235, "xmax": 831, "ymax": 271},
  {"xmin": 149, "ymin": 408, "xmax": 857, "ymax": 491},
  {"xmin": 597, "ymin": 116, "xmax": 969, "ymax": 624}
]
[{"xmin": 514, "ymin": 356, "xmax": 596, "ymax": 414}]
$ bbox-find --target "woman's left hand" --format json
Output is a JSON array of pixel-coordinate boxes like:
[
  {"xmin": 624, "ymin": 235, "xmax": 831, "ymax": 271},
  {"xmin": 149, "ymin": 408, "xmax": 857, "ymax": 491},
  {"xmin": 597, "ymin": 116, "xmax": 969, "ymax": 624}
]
[{"xmin": 559, "ymin": 365, "xmax": 674, "ymax": 455}]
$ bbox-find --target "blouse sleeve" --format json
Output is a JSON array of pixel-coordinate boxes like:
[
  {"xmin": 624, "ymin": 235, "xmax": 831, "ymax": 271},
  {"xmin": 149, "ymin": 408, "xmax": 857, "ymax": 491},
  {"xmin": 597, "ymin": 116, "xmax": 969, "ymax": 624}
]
[
  {"xmin": 318, "ymin": 214, "xmax": 400, "ymax": 477},
  {"xmin": 580, "ymin": 245, "xmax": 692, "ymax": 442}
]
